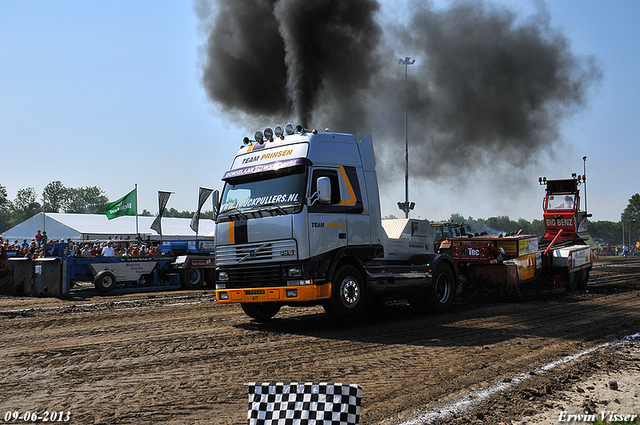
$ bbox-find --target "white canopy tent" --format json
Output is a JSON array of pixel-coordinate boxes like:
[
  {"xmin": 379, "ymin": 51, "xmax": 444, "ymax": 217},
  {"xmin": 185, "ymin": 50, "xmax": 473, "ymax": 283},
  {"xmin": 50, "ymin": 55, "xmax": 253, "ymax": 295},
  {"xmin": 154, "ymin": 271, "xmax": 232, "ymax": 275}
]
[{"xmin": 1, "ymin": 213, "xmax": 215, "ymax": 242}]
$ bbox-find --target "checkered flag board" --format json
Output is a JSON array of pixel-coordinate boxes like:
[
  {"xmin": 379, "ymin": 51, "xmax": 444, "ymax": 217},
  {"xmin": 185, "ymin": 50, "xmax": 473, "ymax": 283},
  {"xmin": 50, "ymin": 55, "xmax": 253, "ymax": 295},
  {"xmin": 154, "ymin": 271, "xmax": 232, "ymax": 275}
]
[{"xmin": 247, "ymin": 382, "xmax": 362, "ymax": 425}]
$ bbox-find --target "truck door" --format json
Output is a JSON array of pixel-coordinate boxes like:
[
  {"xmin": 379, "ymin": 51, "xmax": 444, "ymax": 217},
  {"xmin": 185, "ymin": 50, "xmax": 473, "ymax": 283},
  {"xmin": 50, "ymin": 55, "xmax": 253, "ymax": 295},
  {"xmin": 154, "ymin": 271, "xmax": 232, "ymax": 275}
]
[
  {"xmin": 308, "ymin": 166, "xmax": 365, "ymax": 259},
  {"xmin": 308, "ymin": 168, "xmax": 348, "ymax": 258}
]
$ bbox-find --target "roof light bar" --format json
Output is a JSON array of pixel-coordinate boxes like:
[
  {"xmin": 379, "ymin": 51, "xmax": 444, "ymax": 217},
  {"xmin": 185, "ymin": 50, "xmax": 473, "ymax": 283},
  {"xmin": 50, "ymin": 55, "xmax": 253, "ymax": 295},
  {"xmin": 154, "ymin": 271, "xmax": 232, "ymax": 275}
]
[{"xmin": 242, "ymin": 123, "xmax": 312, "ymax": 144}]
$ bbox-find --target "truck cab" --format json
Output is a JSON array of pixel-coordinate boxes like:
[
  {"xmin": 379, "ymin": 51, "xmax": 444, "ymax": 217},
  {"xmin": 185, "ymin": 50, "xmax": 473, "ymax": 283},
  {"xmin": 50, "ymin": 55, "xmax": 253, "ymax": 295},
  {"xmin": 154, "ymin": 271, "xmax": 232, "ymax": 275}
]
[
  {"xmin": 214, "ymin": 125, "xmax": 456, "ymax": 321},
  {"xmin": 540, "ymin": 175, "xmax": 589, "ymax": 246}
]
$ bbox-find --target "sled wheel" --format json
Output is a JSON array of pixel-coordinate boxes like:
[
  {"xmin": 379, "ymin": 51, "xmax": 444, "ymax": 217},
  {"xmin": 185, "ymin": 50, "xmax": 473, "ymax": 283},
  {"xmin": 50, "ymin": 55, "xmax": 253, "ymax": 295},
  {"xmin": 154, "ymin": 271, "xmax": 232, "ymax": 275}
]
[
  {"xmin": 577, "ymin": 269, "xmax": 589, "ymax": 290},
  {"xmin": 429, "ymin": 265, "xmax": 454, "ymax": 312},
  {"xmin": 180, "ymin": 268, "xmax": 204, "ymax": 290},
  {"xmin": 566, "ymin": 271, "xmax": 578, "ymax": 292},
  {"xmin": 94, "ymin": 270, "xmax": 116, "ymax": 293}
]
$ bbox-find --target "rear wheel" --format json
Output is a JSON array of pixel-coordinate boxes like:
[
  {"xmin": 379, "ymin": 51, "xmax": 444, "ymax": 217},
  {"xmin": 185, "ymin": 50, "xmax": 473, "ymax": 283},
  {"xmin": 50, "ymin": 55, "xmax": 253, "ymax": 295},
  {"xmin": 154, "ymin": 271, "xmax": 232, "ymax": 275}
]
[
  {"xmin": 180, "ymin": 268, "xmax": 204, "ymax": 289},
  {"xmin": 241, "ymin": 303, "xmax": 281, "ymax": 321},
  {"xmin": 94, "ymin": 270, "xmax": 116, "ymax": 293},
  {"xmin": 323, "ymin": 265, "xmax": 365, "ymax": 320}
]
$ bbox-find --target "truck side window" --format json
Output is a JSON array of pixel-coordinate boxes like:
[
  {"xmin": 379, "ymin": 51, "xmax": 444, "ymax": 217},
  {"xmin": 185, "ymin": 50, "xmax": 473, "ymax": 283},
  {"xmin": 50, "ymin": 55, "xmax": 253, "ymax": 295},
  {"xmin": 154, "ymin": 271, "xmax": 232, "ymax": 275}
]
[{"xmin": 311, "ymin": 170, "xmax": 341, "ymax": 204}]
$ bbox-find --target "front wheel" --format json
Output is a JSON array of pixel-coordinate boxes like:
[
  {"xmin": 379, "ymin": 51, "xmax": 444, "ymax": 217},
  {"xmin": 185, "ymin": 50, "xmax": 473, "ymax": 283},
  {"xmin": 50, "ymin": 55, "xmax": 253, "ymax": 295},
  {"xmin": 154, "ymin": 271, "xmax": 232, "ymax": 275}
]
[
  {"xmin": 241, "ymin": 303, "xmax": 281, "ymax": 322},
  {"xmin": 323, "ymin": 265, "xmax": 365, "ymax": 320}
]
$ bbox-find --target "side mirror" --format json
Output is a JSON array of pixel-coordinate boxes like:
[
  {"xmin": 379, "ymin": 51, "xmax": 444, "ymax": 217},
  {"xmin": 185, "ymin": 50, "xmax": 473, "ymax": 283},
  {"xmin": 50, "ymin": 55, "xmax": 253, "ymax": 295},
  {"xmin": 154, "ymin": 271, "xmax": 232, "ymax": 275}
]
[
  {"xmin": 309, "ymin": 177, "xmax": 332, "ymax": 206},
  {"xmin": 317, "ymin": 177, "xmax": 332, "ymax": 204}
]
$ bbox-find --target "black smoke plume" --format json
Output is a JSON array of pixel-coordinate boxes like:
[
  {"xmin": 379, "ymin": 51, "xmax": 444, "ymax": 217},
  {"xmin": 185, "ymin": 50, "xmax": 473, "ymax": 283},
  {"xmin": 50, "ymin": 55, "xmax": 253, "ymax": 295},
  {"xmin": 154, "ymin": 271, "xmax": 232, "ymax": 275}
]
[{"xmin": 197, "ymin": 0, "xmax": 601, "ymax": 185}]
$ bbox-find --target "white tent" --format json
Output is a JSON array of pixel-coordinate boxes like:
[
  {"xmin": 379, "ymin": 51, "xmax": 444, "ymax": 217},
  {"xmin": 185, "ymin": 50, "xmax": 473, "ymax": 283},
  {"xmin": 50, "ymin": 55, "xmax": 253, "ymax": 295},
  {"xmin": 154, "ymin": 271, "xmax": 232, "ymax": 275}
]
[{"xmin": 1, "ymin": 213, "xmax": 215, "ymax": 242}]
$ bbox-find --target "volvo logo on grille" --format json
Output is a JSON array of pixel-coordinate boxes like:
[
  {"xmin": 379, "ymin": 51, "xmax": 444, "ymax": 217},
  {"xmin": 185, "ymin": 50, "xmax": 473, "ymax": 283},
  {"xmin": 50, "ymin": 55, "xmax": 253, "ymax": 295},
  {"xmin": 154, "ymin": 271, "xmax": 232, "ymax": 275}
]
[{"xmin": 238, "ymin": 242, "xmax": 270, "ymax": 264}]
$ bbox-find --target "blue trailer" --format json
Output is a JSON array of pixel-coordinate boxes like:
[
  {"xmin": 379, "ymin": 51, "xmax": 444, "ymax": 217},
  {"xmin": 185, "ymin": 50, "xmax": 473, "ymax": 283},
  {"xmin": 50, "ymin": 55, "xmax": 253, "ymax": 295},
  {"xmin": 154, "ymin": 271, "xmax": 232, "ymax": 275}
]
[{"xmin": 64, "ymin": 254, "xmax": 181, "ymax": 294}]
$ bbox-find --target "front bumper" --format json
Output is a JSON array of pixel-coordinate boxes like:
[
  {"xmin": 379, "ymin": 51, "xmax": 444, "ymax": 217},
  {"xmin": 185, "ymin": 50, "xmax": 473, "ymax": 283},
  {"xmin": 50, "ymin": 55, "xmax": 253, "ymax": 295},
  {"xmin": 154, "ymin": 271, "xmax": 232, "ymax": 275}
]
[{"xmin": 216, "ymin": 283, "xmax": 331, "ymax": 304}]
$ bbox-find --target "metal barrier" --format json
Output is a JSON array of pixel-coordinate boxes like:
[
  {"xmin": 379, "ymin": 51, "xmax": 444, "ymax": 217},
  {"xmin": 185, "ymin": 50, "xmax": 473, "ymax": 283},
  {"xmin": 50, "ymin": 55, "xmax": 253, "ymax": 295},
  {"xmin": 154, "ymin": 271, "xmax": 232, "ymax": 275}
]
[
  {"xmin": 34, "ymin": 257, "xmax": 63, "ymax": 296},
  {"xmin": 11, "ymin": 258, "xmax": 34, "ymax": 295}
]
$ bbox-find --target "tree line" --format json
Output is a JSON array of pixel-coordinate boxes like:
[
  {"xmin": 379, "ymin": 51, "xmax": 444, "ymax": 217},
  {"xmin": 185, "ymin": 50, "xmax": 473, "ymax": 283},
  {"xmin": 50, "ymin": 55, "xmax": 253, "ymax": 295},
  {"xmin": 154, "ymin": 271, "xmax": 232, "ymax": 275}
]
[
  {"xmin": 2, "ymin": 182, "xmax": 639, "ymax": 246},
  {"xmin": 0, "ymin": 182, "xmax": 214, "ymax": 233}
]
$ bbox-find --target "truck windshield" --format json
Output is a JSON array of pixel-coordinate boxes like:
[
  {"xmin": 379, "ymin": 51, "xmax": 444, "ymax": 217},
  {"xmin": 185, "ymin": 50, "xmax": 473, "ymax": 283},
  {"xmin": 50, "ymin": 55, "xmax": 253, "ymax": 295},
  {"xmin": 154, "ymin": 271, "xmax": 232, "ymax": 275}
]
[
  {"xmin": 219, "ymin": 169, "xmax": 307, "ymax": 221},
  {"xmin": 548, "ymin": 194, "xmax": 576, "ymax": 210}
]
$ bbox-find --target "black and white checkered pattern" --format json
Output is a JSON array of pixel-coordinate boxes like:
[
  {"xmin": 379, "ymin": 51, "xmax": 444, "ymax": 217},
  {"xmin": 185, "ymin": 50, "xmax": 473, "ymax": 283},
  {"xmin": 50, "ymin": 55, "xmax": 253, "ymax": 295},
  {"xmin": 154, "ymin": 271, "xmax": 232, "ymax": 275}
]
[{"xmin": 247, "ymin": 382, "xmax": 362, "ymax": 425}]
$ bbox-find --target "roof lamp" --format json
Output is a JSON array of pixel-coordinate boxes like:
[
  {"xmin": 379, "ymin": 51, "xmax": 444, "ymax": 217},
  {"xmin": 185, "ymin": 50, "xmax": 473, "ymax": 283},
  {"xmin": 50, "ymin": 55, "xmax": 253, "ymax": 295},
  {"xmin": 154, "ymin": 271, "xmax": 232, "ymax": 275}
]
[
  {"xmin": 264, "ymin": 127, "xmax": 274, "ymax": 142},
  {"xmin": 285, "ymin": 123, "xmax": 295, "ymax": 135},
  {"xmin": 274, "ymin": 125, "xmax": 284, "ymax": 139},
  {"xmin": 254, "ymin": 130, "xmax": 264, "ymax": 144},
  {"xmin": 243, "ymin": 137, "xmax": 251, "ymax": 146}
]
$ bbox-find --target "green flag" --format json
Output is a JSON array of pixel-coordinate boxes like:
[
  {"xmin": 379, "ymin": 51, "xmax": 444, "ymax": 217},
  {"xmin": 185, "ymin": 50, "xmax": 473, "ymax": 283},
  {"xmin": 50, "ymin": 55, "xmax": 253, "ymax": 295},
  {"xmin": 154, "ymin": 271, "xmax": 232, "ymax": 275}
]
[{"xmin": 104, "ymin": 188, "xmax": 137, "ymax": 220}]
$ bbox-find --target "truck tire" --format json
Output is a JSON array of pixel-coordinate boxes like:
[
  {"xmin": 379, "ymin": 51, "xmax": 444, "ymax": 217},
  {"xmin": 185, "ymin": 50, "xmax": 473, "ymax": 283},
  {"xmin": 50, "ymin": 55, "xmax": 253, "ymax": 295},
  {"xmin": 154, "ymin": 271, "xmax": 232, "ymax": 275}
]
[
  {"xmin": 323, "ymin": 265, "xmax": 365, "ymax": 320},
  {"xmin": 180, "ymin": 268, "xmax": 204, "ymax": 290},
  {"xmin": 577, "ymin": 269, "xmax": 589, "ymax": 290},
  {"xmin": 241, "ymin": 303, "xmax": 281, "ymax": 321},
  {"xmin": 429, "ymin": 264, "xmax": 454, "ymax": 312},
  {"xmin": 94, "ymin": 270, "xmax": 116, "ymax": 293}
]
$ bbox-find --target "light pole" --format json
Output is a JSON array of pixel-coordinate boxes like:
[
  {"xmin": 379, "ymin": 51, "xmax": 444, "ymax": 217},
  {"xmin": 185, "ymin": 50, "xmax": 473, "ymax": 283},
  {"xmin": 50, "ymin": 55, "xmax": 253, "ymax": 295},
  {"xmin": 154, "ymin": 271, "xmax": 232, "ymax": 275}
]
[
  {"xmin": 397, "ymin": 56, "xmax": 415, "ymax": 218},
  {"xmin": 582, "ymin": 156, "xmax": 587, "ymax": 213}
]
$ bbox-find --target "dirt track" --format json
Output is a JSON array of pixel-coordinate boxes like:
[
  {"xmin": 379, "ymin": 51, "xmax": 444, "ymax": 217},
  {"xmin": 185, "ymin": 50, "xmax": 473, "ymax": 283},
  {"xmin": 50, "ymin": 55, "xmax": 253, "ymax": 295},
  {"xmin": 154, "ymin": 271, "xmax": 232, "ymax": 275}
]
[{"xmin": 1, "ymin": 257, "xmax": 640, "ymax": 424}]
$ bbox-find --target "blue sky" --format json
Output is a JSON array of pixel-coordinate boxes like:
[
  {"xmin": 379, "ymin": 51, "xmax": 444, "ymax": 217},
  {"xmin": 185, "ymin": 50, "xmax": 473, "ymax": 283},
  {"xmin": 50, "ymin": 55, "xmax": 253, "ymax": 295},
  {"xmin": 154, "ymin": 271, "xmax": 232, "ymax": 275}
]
[{"xmin": 1, "ymin": 0, "xmax": 638, "ymax": 223}]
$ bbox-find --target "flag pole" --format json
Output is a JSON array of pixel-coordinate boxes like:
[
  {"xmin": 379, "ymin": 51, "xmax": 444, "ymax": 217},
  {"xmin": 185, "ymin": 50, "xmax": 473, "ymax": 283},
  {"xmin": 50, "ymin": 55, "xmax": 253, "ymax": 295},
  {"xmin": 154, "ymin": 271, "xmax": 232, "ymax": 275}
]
[{"xmin": 135, "ymin": 183, "xmax": 139, "ymax": 237}]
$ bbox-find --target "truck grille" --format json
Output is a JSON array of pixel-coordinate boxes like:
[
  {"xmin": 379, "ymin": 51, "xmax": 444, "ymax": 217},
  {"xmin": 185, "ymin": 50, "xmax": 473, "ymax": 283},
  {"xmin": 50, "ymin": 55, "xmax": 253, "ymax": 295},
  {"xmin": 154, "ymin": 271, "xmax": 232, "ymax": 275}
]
[
  {"xmin": 228, "ymin": 265, "xmax": 281, "ymax": 288},
  {"xmin": 216, "ymin": 240, "xmax": 297, "ymax": 266}
]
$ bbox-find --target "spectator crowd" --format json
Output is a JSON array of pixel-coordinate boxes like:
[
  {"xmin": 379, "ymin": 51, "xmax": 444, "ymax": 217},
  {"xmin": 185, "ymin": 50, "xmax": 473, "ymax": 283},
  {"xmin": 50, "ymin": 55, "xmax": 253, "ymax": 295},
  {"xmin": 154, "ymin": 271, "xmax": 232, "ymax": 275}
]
[{"xmin": 1, "ymin": 231, "xmax": 164, "ymax": 260}]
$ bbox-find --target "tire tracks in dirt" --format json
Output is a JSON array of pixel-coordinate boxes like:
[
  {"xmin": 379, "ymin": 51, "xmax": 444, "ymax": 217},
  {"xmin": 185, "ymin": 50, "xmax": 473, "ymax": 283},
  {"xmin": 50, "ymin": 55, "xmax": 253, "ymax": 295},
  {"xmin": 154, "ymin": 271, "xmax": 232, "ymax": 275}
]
[{"xmin": 0, "ymin": 260, "xmax": 639, "ymax": 424}]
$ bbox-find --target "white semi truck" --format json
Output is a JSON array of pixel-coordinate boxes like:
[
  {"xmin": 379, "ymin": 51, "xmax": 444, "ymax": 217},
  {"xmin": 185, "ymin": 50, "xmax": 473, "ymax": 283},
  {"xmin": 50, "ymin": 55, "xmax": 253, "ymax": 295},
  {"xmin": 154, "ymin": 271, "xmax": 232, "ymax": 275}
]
[{"xmin": 214, "ymin": 125, "xmax": 458, "ymax": 321}]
